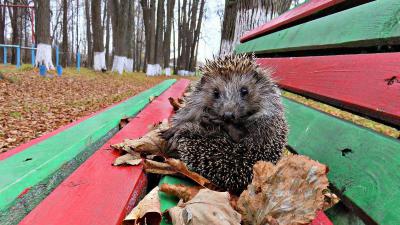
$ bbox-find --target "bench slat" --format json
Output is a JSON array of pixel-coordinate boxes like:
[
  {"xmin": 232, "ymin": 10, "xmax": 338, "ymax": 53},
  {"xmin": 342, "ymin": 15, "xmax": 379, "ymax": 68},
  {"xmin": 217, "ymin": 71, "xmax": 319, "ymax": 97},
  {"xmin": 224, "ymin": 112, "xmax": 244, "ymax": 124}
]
[
  {"xmin": 19, "ymin": 79, "xmax": 190, "ymax": 225},
  {"xmin": 284, "ymin": 97, "xmax": 400, "ymax": 225},
  {"xmin": 257, "ymin": 53, "xmax": 400, "ymax": 126},
  {"xmin": 240, "ymin": 0, "xmax": 345, "ymax": 42},
  {"xmin": 0, "ymin": 80, "xmax": 176, "ymax": 223},
  {"xmin": 236, "ymin": 0, "xmax": 400, "ymax": 54}
]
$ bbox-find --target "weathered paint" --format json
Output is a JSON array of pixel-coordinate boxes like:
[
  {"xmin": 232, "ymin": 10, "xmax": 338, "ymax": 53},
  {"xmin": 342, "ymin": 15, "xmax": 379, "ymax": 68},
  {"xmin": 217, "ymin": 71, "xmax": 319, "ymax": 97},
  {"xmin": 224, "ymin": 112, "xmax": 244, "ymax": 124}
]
[
  {"xmin": 18, "ymin": 79, "xmax": 190, "ymax": 225},
  {"xmin": 284, "ymin": 97, "xmax": 400, "ymax": 225},
  {"xmin": 257, "ymin": 53, "xmax": 400, "ymax": 126},
  {"xmin": 240, "ymin": 0, "xmax": 345, "ymax": 42},
  {"xmin": 236, "ymin": 0, "xmax": 400, "ymax": 54},
  {"xmin": 0, "ymin": 80, "xmax": 176, "ymax": 218}
]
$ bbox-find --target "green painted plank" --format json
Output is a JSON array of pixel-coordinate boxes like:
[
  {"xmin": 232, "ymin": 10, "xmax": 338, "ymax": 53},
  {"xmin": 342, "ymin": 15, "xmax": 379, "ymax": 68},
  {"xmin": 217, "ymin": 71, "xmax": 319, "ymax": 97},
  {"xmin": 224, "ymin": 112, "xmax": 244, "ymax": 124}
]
[
  {"xmin": 235, "ymin": 0, "xmax": 400, "ymax": 54},
  {"xmin": 158, "ymin": 176, "xmax": 194, "ymax": 225},
  {"xmin": 0, "ymin": 79, "xmax": 176, "ymax": 212},
  {"xmin": 283, "ymin": 97, "xmax": 400, "ymax": 225}
]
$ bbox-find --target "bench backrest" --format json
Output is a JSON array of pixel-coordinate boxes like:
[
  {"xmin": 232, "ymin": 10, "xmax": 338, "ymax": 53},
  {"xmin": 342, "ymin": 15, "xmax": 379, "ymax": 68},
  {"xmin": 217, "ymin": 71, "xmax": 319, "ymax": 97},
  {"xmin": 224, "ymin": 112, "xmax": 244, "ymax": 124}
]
[{"xmin": 236, "ymin": 1, "xmax": 400, "ymax": 224}]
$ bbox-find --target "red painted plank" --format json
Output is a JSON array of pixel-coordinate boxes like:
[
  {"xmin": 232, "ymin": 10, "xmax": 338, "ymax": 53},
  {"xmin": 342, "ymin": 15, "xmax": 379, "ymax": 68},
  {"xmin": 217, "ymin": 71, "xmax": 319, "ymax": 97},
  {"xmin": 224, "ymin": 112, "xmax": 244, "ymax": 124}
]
[
  {"xmin": 0, "ymin": 97, "xmax": 132, "ymax": 161},
  {"xmin": 257, "ymin": 53, "xmax": 400, "ymax": 126},
  {"xmin": 240, "ymin": 0, "xmax": 344, "ymax": 43},
  {"xmin": 19, "ymin": 79, "xmax": 190, "ymax": 225},
  {"xmin": 311, "ymin": 211, "xmax": 334, "ymax": 225}
]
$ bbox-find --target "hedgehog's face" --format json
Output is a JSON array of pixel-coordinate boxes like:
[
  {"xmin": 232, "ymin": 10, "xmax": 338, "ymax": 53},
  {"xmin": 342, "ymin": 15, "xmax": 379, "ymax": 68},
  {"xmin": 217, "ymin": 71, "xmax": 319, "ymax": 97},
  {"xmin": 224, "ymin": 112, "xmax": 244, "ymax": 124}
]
[{"xmin": 197, "ymin": 70, "xmax": 278, "ymax": 124}]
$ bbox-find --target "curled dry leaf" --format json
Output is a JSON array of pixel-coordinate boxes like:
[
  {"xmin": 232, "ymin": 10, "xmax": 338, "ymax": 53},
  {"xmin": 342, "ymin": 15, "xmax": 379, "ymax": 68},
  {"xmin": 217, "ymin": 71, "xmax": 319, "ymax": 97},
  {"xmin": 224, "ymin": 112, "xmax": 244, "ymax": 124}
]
[
  {"xmin": 111, "ymin": 120, "xmax": 170, "ymax": 155},
  {"xmin": 143, "ymin": 159, "xmax": 177, "ymax": 175},
  {"xmin": 144, "ymin": 159, "xmax": 218, "ymax": 190},
  {"xmin": 168, "ymin": 189, "xmax": 241, "ymax": 225},
  {"xmin": 160, "ymin": 184, "xmax": 202, "ymax": 202},
  {"xmin": 123, "ymin": 187, "xmax": 161, "ymax": 225},
  {"xmin": 166, "ymin": 159, "xmax": 218, "ymax": 190},
  {"xmin": 119, "ymin": 117, "xmax": 132, "ymax": 129},
  {"xmin": 168, "ymin": 97, "xmax": 185, "ymax": 111},
  {"xmin": 323, "ymin": 190, "xmax": 340, "ymax": 211},
  {"xmin": 238, "ymin": 155, "xmax": 331, "ymax": 225},
  {"xmin": 113, "ymin": 153, "xmax": 142, "ymax": 166}
]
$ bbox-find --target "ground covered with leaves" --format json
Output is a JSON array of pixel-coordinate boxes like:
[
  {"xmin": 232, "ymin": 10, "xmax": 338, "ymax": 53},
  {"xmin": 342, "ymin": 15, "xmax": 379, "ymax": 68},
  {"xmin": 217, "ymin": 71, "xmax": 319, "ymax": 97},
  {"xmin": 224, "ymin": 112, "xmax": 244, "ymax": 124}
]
[{"xmin": 0, "ymin": 65, "xmax": 195, "ymax": 153}]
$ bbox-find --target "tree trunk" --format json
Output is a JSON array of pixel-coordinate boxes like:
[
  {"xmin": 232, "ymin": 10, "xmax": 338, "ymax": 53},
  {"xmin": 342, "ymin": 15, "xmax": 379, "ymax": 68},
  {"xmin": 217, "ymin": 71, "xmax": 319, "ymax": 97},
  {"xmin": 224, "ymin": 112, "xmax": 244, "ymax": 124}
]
[
  {"xmin": 35, "ymin": 0, "xmax": 54, "ymax": 69},
  {"xmin": 163, "ymin": 0, "xmax": 175, "ymax": 70},
  {"xmin": 219, "ymin": 0, "xmax": 237, "ymax": 55},
  {"xmin": 9, "ymin": 0, "xmax": 20, "ymax": 64},
  {"xmin": 111, "ymin": 0, "xmax": 130, "ymax": 74},
  {"xmin": 92, "ymin": 0, "xmax": 106, "ymax": 70},
  {"xmin": 85, "ymin": 0, "xmax": 93, "ymax": 67},
  {"xmin": 140, "ymin": 0, "xmax": 157, "ymax": 75},
  {"xmin": 105, "ymin": 0, "xmax": 111, "ymax": 67},
  {"xmin": 0, "ymin": 4, "xmax": 5, "ymax": 62},
  {"xmin": 189, "ymin": 0, "xmax": 205, "ymax": 71},
  {"xmin": 220, "ymin": 0, "xmax": 292, "ymax": 55},
  {"xmin": 154, "ymin": 0, "xmax": 164, "ymax": 65},
  {"xmin": 124, "ymin": 0, "xmax": 134, "ymax": 72},
  {"xmin": 62, "ymin": 0, "xmax": 69, "ymax": 67}
]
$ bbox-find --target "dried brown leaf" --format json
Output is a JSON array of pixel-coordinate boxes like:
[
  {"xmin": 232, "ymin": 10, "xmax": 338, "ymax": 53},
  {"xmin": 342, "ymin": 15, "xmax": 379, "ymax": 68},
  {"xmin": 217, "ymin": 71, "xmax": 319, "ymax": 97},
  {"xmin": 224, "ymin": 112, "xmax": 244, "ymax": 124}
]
[
  {"xmin": 168, "ymin": 97, "xmax": 185, "ymax": 111},
  {"xmin": 143, "ymin": 159, "xmax": 177, "ymax": 175},
  {"xmin": 238, "ymin": 155, "xmax": 331, "ymax": 225},
  {"xmin": 119, "ymin": 117, "xmax": 132, "ymax": 129},
  {"xmin": 166, "ymin": 158, "xmax": 218, "ymax": 190},
  {"xmin": 113, "ymin": 153, "xmax": 142, "ymax": 166},
  {"xmin": 123, "ymin": 186, "xmax": 161, "ymax": 225},
  {"xmin": 111, "ymin": 120, "xmax": 169, "ymax": 155},
  {"xmin": 168, "ymin": 189, "xmax": 241, "ymax": 225},
  {"xmin": 160, "ymin": 184, "xmax": 202, "ymax": 202}
]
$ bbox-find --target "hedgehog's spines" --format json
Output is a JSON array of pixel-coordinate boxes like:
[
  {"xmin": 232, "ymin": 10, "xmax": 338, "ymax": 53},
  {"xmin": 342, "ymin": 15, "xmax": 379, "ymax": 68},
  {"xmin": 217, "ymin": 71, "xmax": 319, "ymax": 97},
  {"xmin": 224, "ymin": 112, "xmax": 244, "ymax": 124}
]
[{"xmin": 166, "ymin": 54, "xmax": 288, "ymax": 194}]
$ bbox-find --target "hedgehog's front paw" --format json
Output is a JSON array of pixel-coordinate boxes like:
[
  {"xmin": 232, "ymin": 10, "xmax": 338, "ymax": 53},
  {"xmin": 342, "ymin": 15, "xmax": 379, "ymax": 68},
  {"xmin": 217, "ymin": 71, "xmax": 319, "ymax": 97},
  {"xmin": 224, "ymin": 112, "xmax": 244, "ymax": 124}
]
[{"xmin": 223, "ymin": 123, "xmax": 247, "ymax": 143}]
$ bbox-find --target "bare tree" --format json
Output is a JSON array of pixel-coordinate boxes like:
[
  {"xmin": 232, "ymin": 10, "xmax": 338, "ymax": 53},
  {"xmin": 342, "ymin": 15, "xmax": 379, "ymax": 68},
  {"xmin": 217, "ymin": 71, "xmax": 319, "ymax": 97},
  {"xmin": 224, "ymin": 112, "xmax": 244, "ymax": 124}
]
[
  {"xmin": 154, "ymin": 0, "xmax": 164, "ymax": 65},
  {"xmin": 174, "ymin": 0, "xmax": 205, "ymax": 74},
  {"xmin": 140, "ymin": 0, "xmax": 156, "ymax": 64},
  {"xmin": 111, "ymin": 0, "xmax": 130, "ymax": 74},
  {"xmin": 62, "ymin": 0, "xmax": 68, "ymax": 67},
  {"xmin": 124, "ymin": 0, "xmax": 134, "ymax": 72},
  {"xmin": 105, "ymin": 0, "xmax": 111, "ymax": 67},
  {"xmin": 220, "ymin": 0, "xmax": 293, "ymax": 54},
  {"xmin": 163, "ymin": 0, "xmax": 175, "ymax": 69},
  {"xmin": 35, "ymin": 0, "xmax": 54, "ymax": 69},
  {"xmin": 8, "ymin": 0, "xmax": 21, "ymax": 64},
  {"xmin": 85, "ymin": 0, "xmax": 93, "ymax": 67},
  {"xmin": 92, "ymin": 0, "xmax": 106, "ymax": 70},
  {"xmin": 220, "ymin": 0, "xmax": 237, "ymax": 55}
]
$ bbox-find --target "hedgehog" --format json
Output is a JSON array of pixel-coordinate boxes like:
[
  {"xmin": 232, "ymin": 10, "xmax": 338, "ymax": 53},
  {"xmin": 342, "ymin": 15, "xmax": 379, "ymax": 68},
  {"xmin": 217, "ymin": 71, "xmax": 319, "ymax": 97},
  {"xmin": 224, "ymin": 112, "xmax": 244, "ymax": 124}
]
[{"xmin": 162, "ymin": 54, "xmax": 288, "ymax": 194}]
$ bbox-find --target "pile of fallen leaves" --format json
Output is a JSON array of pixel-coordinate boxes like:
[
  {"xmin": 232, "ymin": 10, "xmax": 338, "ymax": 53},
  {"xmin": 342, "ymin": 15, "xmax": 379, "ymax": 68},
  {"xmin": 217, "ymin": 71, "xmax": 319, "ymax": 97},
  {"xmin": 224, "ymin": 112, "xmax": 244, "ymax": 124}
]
[
  {"xmin": 0, "ymin": 66, "xmax": 195, "ymax": 153},
  {"xmin": 111, "ymin": 99, "xmax": 339, "ymax": 225}
]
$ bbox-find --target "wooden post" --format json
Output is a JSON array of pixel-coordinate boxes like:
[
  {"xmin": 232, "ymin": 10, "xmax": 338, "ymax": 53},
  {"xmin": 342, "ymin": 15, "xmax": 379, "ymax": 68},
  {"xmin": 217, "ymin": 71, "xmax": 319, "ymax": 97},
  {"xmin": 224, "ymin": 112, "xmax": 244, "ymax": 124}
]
[
  {"xmin": 3, "ymin": 47, "xmax": 6, "ymax": 64},
  {"xmin": 16, "ymin": 47, "xmax": 20, "ymax": 68}
]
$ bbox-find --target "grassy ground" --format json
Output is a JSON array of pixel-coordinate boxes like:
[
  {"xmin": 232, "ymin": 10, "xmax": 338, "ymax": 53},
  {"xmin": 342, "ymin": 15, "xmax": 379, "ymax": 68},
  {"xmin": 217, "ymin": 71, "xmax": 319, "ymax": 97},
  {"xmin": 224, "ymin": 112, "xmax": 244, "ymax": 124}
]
[{"xmin": 0, "ymin": 64, "xmax": 197, "ymax": 153}]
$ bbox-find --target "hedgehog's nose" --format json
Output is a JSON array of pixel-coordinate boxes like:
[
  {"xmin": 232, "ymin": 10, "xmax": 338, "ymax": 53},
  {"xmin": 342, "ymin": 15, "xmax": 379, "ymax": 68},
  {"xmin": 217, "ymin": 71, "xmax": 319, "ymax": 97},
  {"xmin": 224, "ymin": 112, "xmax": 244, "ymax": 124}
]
[{"xmin": 223, "ymin": 112, "xmax": 235, "ymax": 121}]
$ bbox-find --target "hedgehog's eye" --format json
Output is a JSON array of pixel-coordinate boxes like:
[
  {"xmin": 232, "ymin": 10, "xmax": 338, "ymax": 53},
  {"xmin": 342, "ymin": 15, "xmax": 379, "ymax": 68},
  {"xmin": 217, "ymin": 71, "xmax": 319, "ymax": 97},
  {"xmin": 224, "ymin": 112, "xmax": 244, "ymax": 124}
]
[
  {"xmin": 240, "ymin": 87, "xmax": 249, "ymax": 97},
  {"xmin": 213, "ymin": 89, "xmax": 220, "ymax": 99}
]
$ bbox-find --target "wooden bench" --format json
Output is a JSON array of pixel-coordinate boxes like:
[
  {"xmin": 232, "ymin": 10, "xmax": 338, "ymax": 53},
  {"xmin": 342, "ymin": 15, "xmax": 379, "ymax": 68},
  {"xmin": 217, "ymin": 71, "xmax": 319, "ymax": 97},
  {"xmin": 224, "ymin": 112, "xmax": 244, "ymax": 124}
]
[
  {"xmin": 235, "ymin": 0, "xmax": 400, "ymax": 224},
  {"xmin": 3, "ymin": 1, "xmax": 400, "ymax": 224},
  {"xmin": 0, "ymin": 79, "xmax": 188, "ymax": 224}
]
